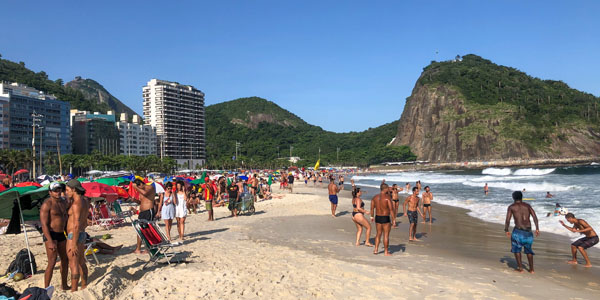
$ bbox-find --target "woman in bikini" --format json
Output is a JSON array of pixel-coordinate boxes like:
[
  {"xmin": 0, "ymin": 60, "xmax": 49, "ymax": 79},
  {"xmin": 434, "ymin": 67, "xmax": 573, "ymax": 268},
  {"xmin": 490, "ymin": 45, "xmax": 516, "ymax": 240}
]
[{"xmin": 351, "ymin": 188, "xmax": 373, "ymax": 247}]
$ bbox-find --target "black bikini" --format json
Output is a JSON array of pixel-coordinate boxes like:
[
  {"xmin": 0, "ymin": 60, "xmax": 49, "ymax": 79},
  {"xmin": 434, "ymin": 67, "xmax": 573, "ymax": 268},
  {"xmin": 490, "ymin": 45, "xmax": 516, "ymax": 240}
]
[{"xmin": 352, "ymin": 200, "xmax": 365, "ymax": 217}]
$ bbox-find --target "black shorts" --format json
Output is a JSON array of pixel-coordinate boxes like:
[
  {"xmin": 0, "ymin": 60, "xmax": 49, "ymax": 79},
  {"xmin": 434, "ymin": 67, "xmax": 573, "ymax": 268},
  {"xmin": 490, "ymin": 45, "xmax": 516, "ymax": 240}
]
[
  {"xmin": 572, "ymin": 236, "xmax": 599, "ymax": 249},
  {"xmin": 375, "ymin": 216, "xmax": 391, "ymax": 224},
  {"xmin": 424, "ymin": 204, "xmax": 431, "ymax": 208},
  {"xmin": 139, "ymin": 209, "xmax": 155, "ymax": 221},
  {"xmin": 43, "ymin": 230, "xmax": 66, "ymax": 242}
]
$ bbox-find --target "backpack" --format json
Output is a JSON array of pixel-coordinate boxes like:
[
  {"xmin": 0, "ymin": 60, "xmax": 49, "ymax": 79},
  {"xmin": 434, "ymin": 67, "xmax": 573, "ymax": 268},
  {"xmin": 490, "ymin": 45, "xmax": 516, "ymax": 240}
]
[
  {"xmin": 6, "ymin": 249, "xmax": 37, "ymax": 277},
  {"xmin": 0, "ymin": 283, "xmax": 19, "ymax": 298}
]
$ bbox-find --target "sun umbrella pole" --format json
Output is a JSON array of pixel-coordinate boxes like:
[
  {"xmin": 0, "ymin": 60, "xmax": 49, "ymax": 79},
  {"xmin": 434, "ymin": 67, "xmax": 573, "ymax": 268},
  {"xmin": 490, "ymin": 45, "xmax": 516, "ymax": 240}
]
[{"xmin": 15, "ymin": 194, "xmax": 35, "ymax": 276}]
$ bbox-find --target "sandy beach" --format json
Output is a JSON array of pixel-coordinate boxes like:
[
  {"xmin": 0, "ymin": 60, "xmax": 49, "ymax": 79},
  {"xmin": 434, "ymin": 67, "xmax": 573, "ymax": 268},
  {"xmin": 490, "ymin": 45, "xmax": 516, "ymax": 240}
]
[{"xmin": 1, "ymin": 183, "xmax": 599, "ymax": 299}]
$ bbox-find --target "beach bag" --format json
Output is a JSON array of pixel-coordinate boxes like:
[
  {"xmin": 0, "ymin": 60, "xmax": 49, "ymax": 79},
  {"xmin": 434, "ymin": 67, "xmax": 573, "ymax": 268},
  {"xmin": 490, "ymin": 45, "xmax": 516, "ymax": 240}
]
[
  {"xmin": 0, "ymin": 283, "xmax": 19, "ymax": 298},
  {"xmin": 5, "ymin": 249, "xmax": 37, "ymax": 277},
  {"xmin": 17, "ymin": 287, "xmax": 50, "ymax": 300}
]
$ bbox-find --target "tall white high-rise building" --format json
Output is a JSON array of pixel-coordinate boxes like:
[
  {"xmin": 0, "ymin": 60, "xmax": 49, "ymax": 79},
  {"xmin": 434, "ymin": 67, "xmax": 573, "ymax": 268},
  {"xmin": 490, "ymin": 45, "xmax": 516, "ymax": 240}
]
[
  {"xmin": 142, "ymin": 79, "xmax": 206, "ymax": 168},
  {"xmin": 117, "ymin": 113, "xmax": 157, "ymax": 156}
]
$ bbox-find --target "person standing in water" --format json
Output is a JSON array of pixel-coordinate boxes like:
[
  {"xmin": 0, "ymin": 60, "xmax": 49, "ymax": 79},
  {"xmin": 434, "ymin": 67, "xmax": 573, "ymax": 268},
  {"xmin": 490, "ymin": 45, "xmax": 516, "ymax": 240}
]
[
  {"xmin": 328, "ymin": 177, "xmax": 343, "ymax": 217},
  {"xmin": 504, "ymin": 191, "xmax": 539, "ymax": 273},
  {"xmin": 484, "ymin": 183, "xmax": 489, "ymax": 196},
  {"xmin": 560, "ymin": 213, "xmax": 598, "ymax": 267},
  {"xmin": 370, "ymin": 183, "xmax": 393, "ymax": 256}
]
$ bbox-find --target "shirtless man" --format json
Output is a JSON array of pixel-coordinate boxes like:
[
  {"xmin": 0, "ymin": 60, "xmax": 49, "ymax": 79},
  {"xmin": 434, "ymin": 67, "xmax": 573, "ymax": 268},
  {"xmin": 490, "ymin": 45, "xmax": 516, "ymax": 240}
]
[
  {"xmin": 132, "ymin": 178, "xmax": 156, "ymax": 254},
  {"xmin": 560, "ymin": 213, "xmax": 598, "ymax": 267},
  {"xmin": 422, "ymin": 186, "xmax": 433, "ymax": 224},
  {"xmin": 484, "ymin": 183, "xmax": 489, "ymax": 196},
  {"xmin": 328, "ymin": 177, "xmax": 343, "ymax": 217},
  {"xmin": 370, "ymin": 183, "xmax": 393, "ymax": 256},
  {"xmin": 251, "ymin": 174, "xmax": 259, "ymax": 201},
  {"xmin": 391, "ymin": 184, "xmax": 400, "ymax": 228},
  {"xmin": 65, "ymin": 179, "xmax": 89, "ymax": 292},
  {"xmin": 405, "ymin": 182, "xmax": 411, "ymax": 193},
  {"xmin": 416, "ymin": 180, "xmax": 422, "ymax": 192},
  {"xmin": 40, "ymin": 182, "xmax": 69, "ymax": 290},
  {"xmin": 403, "ymin": 187, "xmax": 425, "ymax": 241},
  {"xmin": 504, "ymin": 191, "xmax": 539, "ymax": 273}
]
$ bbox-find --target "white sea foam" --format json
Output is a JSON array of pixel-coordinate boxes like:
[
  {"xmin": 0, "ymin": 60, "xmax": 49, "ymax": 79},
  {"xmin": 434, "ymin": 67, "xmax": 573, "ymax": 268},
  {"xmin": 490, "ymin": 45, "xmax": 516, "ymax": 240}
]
[
  {"xmin": 470, "ymin": 175, "xmax": 538, "ymax": 182},
  {"xmin": 482, "ymin": 168, "xmax": 512, "ymax": 176},
  {"xmin": 462, "ymin": 181, "xmax": 578, "ymax": 192},
  {"xmin": 513, "ymin": 168, "xmax": 556, "ymax": 176}
]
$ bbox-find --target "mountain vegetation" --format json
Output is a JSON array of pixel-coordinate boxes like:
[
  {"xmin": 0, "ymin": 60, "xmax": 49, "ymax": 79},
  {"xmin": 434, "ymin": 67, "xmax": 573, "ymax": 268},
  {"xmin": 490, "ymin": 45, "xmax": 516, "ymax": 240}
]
[
  {"xmin": 205, "ymin": 97, "xmax": 415, "ymax": 169},
  {"xmin": 417, "ymin": 54, "xmax": 600, "ymax": 150},
  {"xmin": 66, "ymin": 77, "xmax": 140, "ymax": 119},
  {"xmin": 0, "ymin": 55, "xmax": 134, "ymax": 114}
]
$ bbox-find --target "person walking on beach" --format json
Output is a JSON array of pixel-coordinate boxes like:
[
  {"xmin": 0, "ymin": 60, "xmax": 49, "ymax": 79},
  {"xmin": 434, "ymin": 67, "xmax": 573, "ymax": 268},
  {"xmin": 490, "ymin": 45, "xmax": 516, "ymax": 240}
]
[
  {"xmin": 228, "ymin": 179, "xmax": 240, "ymax": 217},
  {"xmin": 287, "ymin": 172, "xmax": 295, "ymax": 193},
  {"xmin": 391, "ymin": 184, "xmax": 400, "ymax": 228},
  {"xmin": 328, "ymin": 177, "xmax": 343, "ymax": 217},
  {"xmin": 403, "ymin": 187, "xmax": 425, "ymax": 241},
  {"xmin": 157, "ymin": 182, "xmax": 175, "ymax": 240},
  {"xmin": 370, "ymin": 183, "xmax": 393, "ymax": 256},
  {"xmin": 65, "ymin": 179, "xmax": 89, "ymax": 292},
  {"xmin": 351, "ymin": 188, "xmax": 373, "ymax": 247},
  {"xmin": 132, "ymin": 178, "xmax": 157, "ymax": 253},
  {"xmin": 504, "ymin": 191, "xmax": 539, "ymax": 273},
  {"xmin": 560, "ymin": 213, "xmax": 598, "ymax": 267},
  {"xmin": 40, "ymin": 182, "xmax": 70, "ymax": 290},
  {"xmin": 175, "ymin": 180, "xmax": 189, "ymax": 239},
  {"xmin": 422, "ymin": 186, "xmax": 433, "ymax": 224},
  {"xmin": 484, "ymin": 183, "xmax": 489, "ymax": 196},
  {"xmin": 202, "ymin": 178, "xmax": 215, "ymax": 221}
]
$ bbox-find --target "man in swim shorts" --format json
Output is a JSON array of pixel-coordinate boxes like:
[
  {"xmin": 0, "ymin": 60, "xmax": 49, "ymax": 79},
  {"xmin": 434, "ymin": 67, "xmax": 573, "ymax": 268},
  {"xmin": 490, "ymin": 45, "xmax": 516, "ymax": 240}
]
[
  {"xmin": 370, "ymin": 183, "xmax": 393, "ymax": 256},
  {"xmin": 422, "ymin": 186, "xmax": 433, "ymax": 223},
  {"xmin": 504, "ymin": 191, "xmax": 539, "ymax": 273},
  {"xmin": 65, "ymin": 179, "xmax": 89, "ymax": 292},
  {"xmin": 403, "ymin": 187, "xmax": 425, "ymax": 241},
  {"xmin": 560, "ymin": 213, "xmax": 598, "ymax": 267},
  {"xmin": 328, "ymin": 177, "xmax": 342, "ymax": 217},
  {"xmin": 40, "ymin": 182, "xmax": 69, "ymax": 290}
]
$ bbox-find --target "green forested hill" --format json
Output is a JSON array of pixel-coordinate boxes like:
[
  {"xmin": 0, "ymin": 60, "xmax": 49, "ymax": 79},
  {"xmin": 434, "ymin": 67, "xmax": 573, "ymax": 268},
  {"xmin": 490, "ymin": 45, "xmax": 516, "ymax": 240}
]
[
  {"xmin": 205, "ymin": 97, "xmax": 415, "ymax": 168},
  {"xmin": 417, "ymin": 54, "xmax": 600, "ymax": 149},
  {"xmin": 0, "ymin": 56, "xmax": 136, "ymax": 114}
]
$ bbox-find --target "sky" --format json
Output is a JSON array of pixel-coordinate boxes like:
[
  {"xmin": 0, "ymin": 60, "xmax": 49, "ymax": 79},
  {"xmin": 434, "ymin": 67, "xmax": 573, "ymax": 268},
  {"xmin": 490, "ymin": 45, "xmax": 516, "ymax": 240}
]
[{"xmin": 1, "ymin": 0, "xmax": 599, "ymax": 132}]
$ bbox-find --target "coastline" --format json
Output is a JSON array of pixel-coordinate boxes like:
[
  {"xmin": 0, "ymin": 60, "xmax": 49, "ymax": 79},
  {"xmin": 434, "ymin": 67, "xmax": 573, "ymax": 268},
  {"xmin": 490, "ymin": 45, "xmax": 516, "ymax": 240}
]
[{"xmin": 0, "ymin": 183, "xmax": 598, "ymax": 299}]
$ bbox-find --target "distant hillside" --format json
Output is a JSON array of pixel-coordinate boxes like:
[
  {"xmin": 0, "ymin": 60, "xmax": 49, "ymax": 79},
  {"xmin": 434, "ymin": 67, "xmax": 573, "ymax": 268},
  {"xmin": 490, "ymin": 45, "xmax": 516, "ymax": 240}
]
[
  {"xmin": 66, "ymin": 77, "xmax": 140, "ymax": 119},
  {"xmin": 206, "ymin": 97, "xmax": 414, "ymax": 168},
  {"xmin": 0, "ymin": 56, "xmax": 138, "ymax": 116},
  {"xmin": 392, "ymin": 54, "xmax": 600, "ymax": 162}
]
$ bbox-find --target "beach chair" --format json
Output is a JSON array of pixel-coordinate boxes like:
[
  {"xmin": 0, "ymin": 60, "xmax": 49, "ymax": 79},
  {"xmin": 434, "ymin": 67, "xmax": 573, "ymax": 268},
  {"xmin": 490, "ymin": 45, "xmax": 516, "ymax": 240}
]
[
  {"xmin": 84, "ymin": 241, "xmax": 99, "ymax": 265},
  {"xmin": 99, "ymin": 203, "xmax": 124, "ymax": 229},
  {"xmin": 132, "ymin": 219, "xmax": 181, "ymax": 269},
  {"xmin": 112, "ymin": 201, "xmax": 133, "ymax": 223}
]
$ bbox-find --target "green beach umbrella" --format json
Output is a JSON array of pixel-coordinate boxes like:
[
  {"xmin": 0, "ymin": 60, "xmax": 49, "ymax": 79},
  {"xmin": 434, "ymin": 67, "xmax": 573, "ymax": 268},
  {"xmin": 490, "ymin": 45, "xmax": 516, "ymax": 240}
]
[
  {"xmin": 191, "ymin": 178, "xmax": 205, "ymax": 185},
  {"xmin": 77, "ymin": 177, "xmax": 90, "ymax": 182},
  {"xmin": 94, "ymin": 177, "xmax": 129, "ymax": 186}
]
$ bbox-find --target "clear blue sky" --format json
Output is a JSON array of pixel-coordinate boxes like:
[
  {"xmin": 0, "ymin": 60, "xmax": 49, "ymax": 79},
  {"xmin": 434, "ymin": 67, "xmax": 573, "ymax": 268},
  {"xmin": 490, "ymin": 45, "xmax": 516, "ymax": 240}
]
[{"xmin": 1, "ymin": 1, "xmax": 598, "ymax": 132}]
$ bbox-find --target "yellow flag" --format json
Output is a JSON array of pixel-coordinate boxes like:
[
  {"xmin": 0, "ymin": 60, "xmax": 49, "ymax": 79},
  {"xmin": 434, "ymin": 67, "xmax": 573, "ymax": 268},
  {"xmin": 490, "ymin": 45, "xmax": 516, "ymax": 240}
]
[{"xmin": 314, "ymin": 159, "xmax": 320, "ymax": 170}]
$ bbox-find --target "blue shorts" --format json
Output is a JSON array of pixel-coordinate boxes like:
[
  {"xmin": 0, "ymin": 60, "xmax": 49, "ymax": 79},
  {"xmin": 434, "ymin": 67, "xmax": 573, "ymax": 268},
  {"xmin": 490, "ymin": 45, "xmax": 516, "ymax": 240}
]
[
  {"xmin": 407, "ymin": 210, "xmax": 418, "ymax": 224},
  {"xmin": 329, "ymin": 195, "xmax": 338, "ymax": 205},
  {"xmin": 511, "ymin": 228, "xmax": 534, "ymax": 255}
]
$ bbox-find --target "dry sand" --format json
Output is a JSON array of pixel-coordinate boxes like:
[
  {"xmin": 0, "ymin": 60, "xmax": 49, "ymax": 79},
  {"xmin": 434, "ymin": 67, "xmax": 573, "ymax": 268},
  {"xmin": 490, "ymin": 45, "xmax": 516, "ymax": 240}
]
[{"xmin": 1, "ymin": 183, "xmax": 599, "ymax": 299}]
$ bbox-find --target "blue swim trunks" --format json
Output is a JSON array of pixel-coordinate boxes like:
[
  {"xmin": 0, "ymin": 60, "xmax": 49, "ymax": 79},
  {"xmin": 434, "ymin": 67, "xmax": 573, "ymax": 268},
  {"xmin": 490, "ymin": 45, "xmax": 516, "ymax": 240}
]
[
  {"xmin": 329, "ymin": 195, "xmax": 338, "ymax": 205},
  {"xmin": 511, "ymin": 228, "xmax": 534, "ymax": 255}
]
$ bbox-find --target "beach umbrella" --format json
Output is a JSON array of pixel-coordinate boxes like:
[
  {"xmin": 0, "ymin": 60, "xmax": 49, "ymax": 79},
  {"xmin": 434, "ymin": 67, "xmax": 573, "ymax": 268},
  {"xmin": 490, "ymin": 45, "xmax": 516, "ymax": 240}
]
[
  {"xmin": 238, "ymin": 175, "xmax": 248, "ymax": 181},
  {"xmin": 81, "ymin": 182, "xmax": 118, "ymax": 203},
  {"xmin": 111, "ymin": 186, "xmax": 129, "ymax": 199},
  {"xmin": 13, "ymin": 169, "xmax": 29, "ymax": 176},
  {"xmin": 77, "ymin": 177, "xmax": 90, "ymax": 182},
  {"xmin": 0, "ymin": 186, "xmax": 46, "ymax": 276},
  {"xmin": 94, "ymin": 177, "xmax": 130, "ymax": 186},
  {"xmin": 190, "ymin": 178, "xmax": 205, "ymax": 185},
  {"xmin": 15, "ymin": 182, "xmax": 42, "ymax": 188}
]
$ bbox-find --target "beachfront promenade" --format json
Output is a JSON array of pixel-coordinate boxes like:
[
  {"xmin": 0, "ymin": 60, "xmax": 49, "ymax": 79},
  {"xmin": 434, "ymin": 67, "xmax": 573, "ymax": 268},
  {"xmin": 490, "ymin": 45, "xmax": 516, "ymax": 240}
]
[{"xmin": 1, "ymin": 183, "xmax": 598, "ymax": 299}]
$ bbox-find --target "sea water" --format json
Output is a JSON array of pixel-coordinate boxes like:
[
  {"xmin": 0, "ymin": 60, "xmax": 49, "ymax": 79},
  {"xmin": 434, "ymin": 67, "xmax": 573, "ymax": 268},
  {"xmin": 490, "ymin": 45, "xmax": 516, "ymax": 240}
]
[{"xmin": 352, "ymin": 165, "xmax": 600, "ymax": 247}]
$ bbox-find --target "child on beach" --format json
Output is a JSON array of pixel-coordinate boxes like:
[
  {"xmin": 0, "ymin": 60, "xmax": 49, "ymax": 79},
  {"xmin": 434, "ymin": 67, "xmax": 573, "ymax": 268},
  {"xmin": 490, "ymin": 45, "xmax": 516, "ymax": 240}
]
[{"xmin": 560, "ymin": 213, "xmax": 598, "ymax": 267}]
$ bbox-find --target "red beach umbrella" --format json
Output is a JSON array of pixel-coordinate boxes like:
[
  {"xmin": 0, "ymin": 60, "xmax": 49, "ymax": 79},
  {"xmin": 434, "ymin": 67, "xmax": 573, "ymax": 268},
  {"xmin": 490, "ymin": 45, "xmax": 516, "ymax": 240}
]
[
  {"xmin": 13, "ymin": 169, "xmax": 29, "ymax": 176},
  {"xmin": 81, "ymin": 182, "xmax": 119, "ymax": 203},
  {"xmin": 15, "ymin": 182, "xmax": 42, "ymax": 188},
  {"xmin": 112, "ymin": 186, "xmax": 129, "ymax": 199}
]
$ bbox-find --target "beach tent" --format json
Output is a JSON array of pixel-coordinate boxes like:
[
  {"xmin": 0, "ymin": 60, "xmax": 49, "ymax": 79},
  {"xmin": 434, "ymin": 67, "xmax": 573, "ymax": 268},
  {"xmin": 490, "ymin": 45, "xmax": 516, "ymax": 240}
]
[{"xmin": 0, "ymin": 186, "xmax": 48, "ymax": 276}]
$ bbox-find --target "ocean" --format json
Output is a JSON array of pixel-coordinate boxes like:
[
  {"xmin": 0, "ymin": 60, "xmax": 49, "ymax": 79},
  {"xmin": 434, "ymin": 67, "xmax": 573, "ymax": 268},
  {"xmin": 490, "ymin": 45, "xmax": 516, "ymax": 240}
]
[{"xmin": 351, "ymin": 164, "xmax": 600, "ymax": 247}]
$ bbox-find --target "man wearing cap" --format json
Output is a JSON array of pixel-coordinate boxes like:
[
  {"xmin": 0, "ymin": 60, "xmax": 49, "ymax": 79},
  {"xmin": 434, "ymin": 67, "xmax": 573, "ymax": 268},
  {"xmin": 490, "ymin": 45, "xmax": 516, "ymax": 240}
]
[
  {"xmin": 40, "ymin": 182, "xmax": 70, "ymax": 290},
  {"xmin": 65, "ymin": 179, "xmax": 89, "ymax": 292},
  {"xmin": 131, "ymin": 178, "xmax": 156, "ymax": 253}
]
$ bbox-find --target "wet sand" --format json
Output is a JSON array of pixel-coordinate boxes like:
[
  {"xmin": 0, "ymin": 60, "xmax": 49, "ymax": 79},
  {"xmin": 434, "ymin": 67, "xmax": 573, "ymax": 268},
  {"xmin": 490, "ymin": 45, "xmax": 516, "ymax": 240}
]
[{"xmin": 249, "ymin": 185, "xmax": 600, "ymax": 299}]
